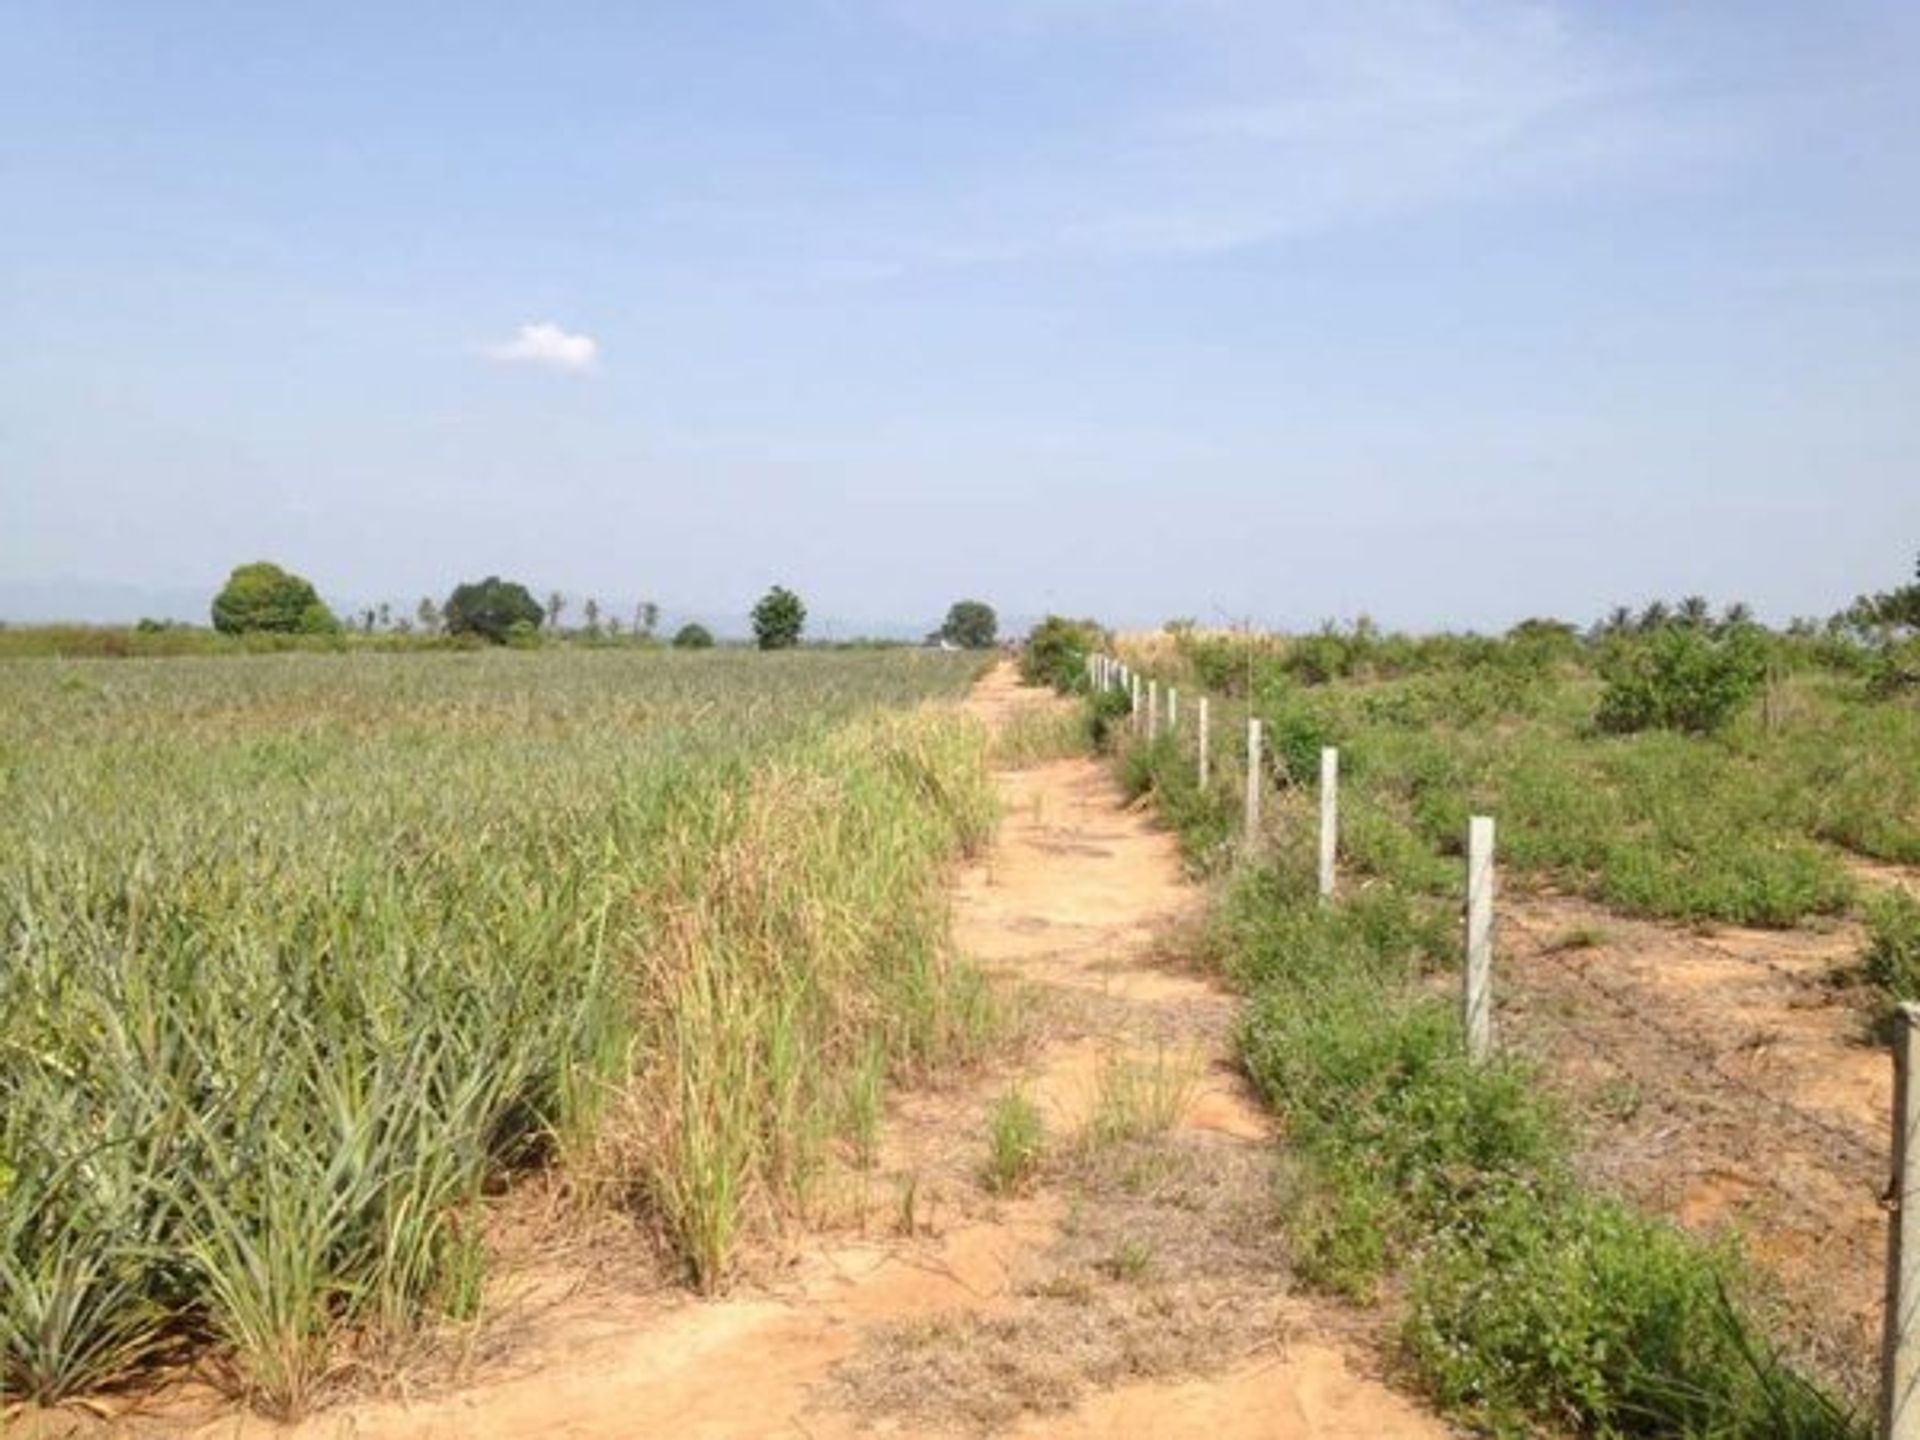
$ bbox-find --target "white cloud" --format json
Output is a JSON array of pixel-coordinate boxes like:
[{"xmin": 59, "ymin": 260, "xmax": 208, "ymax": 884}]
[{"xmin": 485, "ymin": 321, "xmax": 600, "ymax": 373}]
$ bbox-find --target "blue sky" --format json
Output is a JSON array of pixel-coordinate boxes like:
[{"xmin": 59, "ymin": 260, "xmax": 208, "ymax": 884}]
[{"xmin": 4, "ymin": 1, "xmax": 1916, "ymax": 632}]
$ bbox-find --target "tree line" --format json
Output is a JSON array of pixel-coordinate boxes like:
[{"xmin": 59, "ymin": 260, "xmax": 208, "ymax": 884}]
[{"xmin": 208, "ymin": 562, "xmax": 1001, "ymax": 651}]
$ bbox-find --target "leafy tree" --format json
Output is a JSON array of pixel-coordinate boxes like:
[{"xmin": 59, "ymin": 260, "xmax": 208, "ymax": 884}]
[
  {"xmin": 211, "ymin": 561, "xmax": 338, "ymax": 635},
  {"xmin": 751, "ymin": 586, "xmax": 806, "ymax": 650},
  {"xmin": 672, "ymin": 622, "xmax": 715, "ymax": 649},
  {"xmin": 442, "ymin": 576, "xmax": 544, "ymax": 644},
  {"xmin": 416, "ymin": 596, "xmax": 441, "ymax": 634},
  {"xmin": 939, "ymin": 599, "xmax": 998, "ymax": 649},
  {"xmin": 638, "ymin": 601, "xmax": 660, "ymax": 638}
]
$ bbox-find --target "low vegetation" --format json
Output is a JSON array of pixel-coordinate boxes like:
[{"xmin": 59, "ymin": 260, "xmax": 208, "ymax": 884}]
[
  {"xmin": 983, "ymin": 1089, "xmax": 1045, "ymax": 1195},
  {"xmin": 0, "ymin": 648, "xmax": 988, "ymax": 1410},
  {"xmin": 1126, "ymin": 617, "xmax": 1918, "ymax": 928},
  {"xmin": 1095, "ymin": 624, "xmax": 1898, "ymax": 1435}
]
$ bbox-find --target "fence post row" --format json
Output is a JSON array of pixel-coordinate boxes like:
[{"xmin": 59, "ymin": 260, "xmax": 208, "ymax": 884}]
[
  {"xmin": 1464, "ymin": 816, "xmax": 1495, "ymax": 1064},
  {"xmin": 1318, "ymin": 747, "xmax": 1339, "ymax": 902},
  {"xmin": 1243, "ymin": 718, "xmax": 1263, "ymax": 850}
]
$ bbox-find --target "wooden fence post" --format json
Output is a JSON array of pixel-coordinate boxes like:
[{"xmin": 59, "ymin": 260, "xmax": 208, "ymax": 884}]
[
  {"xmin": 1464, "ymin": 816, "xmax": 1495, "ymax": 1064},
  {"xmin": 1883, "ymin": 1002, "xmax": 1920, "ymax": 1439},
  {"xmin": 1318, "ymin": 747, "xmax": 1339, "ymax": 902}
]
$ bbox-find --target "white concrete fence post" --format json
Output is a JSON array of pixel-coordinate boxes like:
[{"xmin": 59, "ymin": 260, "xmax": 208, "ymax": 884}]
[
  {"xmin": 1168, "ymin": 687, "xmax": 1178, "ymax": 732},
  {"xmin": 1198, "ymin": 697, "xmax": 1210, "ymax": 790},
  {"xmin": 1318, "ymin": 747, "xmax": 1339, "ymax": 903},
  {"xmin": 1464, "ymin": 816, "xmax": 1496, "ymax": 1064},
  {"xmin": 1242, "ymin": 718, "xmax": 1263, "ymax": 851},
  {"xmin": 1130, "ymin": 674, "xmax": 1141, "ymax": 734},
  {"xmin": 1883, "ymin": 1002, "xmax": 1920, "ymax": 1440},
  {"xmin": 1147, "ymin": 680, "xmax": 1159, "ymax": 741}
]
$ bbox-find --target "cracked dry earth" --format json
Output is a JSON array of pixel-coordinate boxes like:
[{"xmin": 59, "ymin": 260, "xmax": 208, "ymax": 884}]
[{"xmin": 132, "ymin": 666, "xmax": 1447, "ymax": 1439}]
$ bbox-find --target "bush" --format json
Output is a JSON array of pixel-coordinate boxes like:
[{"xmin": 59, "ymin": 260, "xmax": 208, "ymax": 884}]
[
  {"xmin": 751, "ymin": 586, "xmax": 806, "ymax": 650},
  {"xmin": 1407, "ymin": 1189, "xmax": 1852, "ymax": 1437},
  {"xmin": 1864, "ymin": 891, "xmax": 1920, "ymax": 1006},
  {"xmin": 672, "ymin": 623, "xmax": 715, "ymax": 650},
  {"xmin": 939, "ymin": 600, "xmax": 998, "ymax": 649},
  {"xmin": 210, "ymin": 562, "xmax": 337, "ymax": 636},
  {"xmin": 1021, "ymin": 614, "xmax": 1113, "ymax": 695},
  {"xmin": 1020, "ymin": 616, "xmax": 1105, "ymax": 692},
  {"xmin": 1596, "ymin": 627, "xmax": 1766, "ymax": 734},
  {"xmin": 443, "ymin": 576, "xmax": 543, "ymax": 645}
]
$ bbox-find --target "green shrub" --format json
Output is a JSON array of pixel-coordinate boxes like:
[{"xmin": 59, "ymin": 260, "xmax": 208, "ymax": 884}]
[
  {"xmin": 1407, "ymin": 1189, "xmax": 1856, "ymax": 1437},
  {"xmin": 1864, "ymin": 891, "xmax": 1920, "ymax": 1005},
  {"xmin": 672, "ymin": 623, "xmax": 716, "ymax": 650},
  {"xmin": 1085, "ymin": 686, "xmax": 1133, "ymax": 749},
  {"xmin": 1596, "ymin": 627, "xmax": 1767, "ymax": 734},
  {"xmin": 1020, "ymin": 616, "xmax": 1105, "ymax": 692}
]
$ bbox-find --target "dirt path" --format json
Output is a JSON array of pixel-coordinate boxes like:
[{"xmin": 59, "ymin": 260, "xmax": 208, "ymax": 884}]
[{"xmin": 163, "ymin": 666, "xmax": 1442, "ymax": 1439}]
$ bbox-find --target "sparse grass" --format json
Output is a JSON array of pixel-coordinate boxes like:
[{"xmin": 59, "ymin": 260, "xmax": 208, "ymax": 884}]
[
  {"xmin": 0, "ymin": 648, "xmax": 988, "ymax": 1406},
  {"xmin": 1084, "ymin": 1049, "xmax": 1197, "ymax": 1150},
  {"xmin": 982, "ymin": 1089, "xmax": 1045, "ymax": 1196},
  {"xmin": 1098, "ymin": 1238, "xmax": 1153, "ymax": 1283},
  {"xmin": 989, "ymin": 703, "xmax": 1089, "ymax": 767},
  {"xmin": 1543, "ymin": 924, "xmax": 1610, "ymax": 953}
]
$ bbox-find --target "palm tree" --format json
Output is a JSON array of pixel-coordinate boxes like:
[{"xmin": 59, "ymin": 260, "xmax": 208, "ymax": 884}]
[{"xmin": 1676, "ymin": 595, "xmax": 1712, "ymax": 630}]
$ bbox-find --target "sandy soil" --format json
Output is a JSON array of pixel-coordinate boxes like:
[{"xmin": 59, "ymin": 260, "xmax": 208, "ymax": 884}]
[
  {"xmin": 38, "ymin": 666, "xmax": 1443, "ymax": 1439},
  {"xmin": 1496, "ymin": 888, "xmax": 1893, "ymax": 1403}
]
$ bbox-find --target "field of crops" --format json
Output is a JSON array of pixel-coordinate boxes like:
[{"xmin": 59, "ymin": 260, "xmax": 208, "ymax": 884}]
[{"xmin": 0, "ymin": 648, "xmax": 991, "ymax": 1412}]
